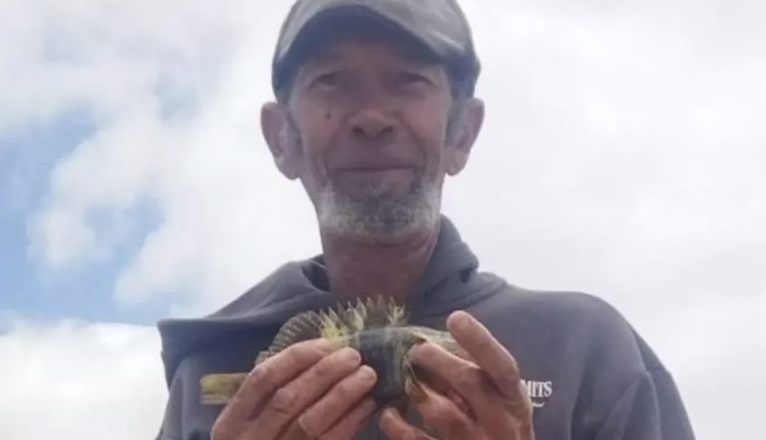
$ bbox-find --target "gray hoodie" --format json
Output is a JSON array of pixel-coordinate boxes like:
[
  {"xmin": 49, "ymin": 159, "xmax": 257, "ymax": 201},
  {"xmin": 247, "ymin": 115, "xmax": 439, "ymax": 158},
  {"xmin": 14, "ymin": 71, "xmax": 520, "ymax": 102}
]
[{"xmin": 154, "ymin": 216, "xmax": 696, "ymax": 440}]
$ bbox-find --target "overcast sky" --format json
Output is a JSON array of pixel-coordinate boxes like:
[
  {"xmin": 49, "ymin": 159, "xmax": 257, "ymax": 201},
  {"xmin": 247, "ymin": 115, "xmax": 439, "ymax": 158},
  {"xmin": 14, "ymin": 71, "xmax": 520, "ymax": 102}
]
[{"xmin": 0, "ymin": 0, "xmax": 764, "ymax": 439}]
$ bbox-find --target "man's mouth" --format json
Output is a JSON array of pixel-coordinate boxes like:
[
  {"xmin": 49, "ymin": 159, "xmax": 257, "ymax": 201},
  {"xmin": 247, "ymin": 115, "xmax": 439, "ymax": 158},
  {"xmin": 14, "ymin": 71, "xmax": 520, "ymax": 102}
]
[
  {"xmin": 335, "ymin": 159, "xmax": 419, "ymax": 172},
  {"xmin": 335, "ymin": 167, "xmax": 417, "ymax": 180},
  {"xmin": 339, "ymin": 166, "xmax": 410, "ymax": 172}
]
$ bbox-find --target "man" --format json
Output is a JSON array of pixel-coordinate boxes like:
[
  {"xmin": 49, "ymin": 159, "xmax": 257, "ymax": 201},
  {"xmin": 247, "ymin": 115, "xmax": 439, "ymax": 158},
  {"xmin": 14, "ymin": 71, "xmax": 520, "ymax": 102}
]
[{"xmin": 154, "ymin": 0, "xmax": 696, "ymax": 439}]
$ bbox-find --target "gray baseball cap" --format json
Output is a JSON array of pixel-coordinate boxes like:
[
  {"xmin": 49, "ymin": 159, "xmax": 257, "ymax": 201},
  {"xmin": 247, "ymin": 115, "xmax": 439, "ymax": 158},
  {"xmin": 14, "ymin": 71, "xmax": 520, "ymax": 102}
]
[{"xmin": 271, "ymin": 0, "xmax": 481, "ymax": 97}]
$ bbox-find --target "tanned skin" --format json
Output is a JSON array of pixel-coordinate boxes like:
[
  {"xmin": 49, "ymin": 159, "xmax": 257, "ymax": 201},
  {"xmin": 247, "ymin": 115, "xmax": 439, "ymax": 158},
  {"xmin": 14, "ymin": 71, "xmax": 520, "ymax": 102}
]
[
  {"xmin": 261, "ymin": 37, "xmax": 484, "ymax": 301},
  {"xmin": 211, "ymin": 32, "xmax": 533, "ymax": 440}
]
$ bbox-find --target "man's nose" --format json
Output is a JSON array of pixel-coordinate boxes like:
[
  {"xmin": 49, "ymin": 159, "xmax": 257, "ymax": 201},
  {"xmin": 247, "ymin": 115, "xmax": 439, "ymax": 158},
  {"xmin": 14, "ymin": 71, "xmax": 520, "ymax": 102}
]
[{"xmin": 348, "ymin": 109, "xmax": 396, "ymax": 140}]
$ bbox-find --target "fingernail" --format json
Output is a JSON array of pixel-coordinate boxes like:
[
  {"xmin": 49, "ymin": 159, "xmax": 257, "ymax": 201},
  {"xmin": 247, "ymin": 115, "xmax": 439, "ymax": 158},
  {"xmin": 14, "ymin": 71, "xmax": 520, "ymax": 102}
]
[
  {"xmin": 361, "ymin": 397, "xmax": 377, "ymax": 411},
  {"xmin": 381, "ymin": 407, "xmax": 398, "ymax": 421},
  {"xmin": 339, "ymin": 347, "xmax": 361, "ymax": 363},
  {"xmin": 314, "ymin": 338, "xmax": 335, "ymax": 352},
  {"xmin": 408, "ymin": 343, "xmax": 431, "ymax": 360},
  {"xmin": 448, "ymin": 311, "xmax": 472, "ymax": 331},
  {"xmin": 359, "ymin": 365, "xmax": 377, "ymax": 383}
]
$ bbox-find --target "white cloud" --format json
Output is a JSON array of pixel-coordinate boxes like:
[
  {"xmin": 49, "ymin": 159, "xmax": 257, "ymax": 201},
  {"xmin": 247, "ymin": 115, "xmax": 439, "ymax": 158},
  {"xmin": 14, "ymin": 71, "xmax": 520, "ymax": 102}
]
[
  {"xmin": 654, "ymin": 296, "xmax": 766, "ymax": 439},
  {"xmin": 1, "ymin": 0, "xmax": 764, "ymax": 439},
  {"xmin": 0, "ymin": 319, "xmax": 166, "ymax": 440}
]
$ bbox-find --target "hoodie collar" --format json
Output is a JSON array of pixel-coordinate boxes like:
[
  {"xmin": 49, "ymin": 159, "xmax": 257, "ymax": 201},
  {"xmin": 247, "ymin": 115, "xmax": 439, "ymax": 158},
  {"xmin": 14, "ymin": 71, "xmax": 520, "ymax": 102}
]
[
  {"xmin": 414, "ymin": 215, "xmax": 479, "ymax": 296},
  {"xmin": 302, "ymin": 215, "xmax": 480, "ymax": 311}
]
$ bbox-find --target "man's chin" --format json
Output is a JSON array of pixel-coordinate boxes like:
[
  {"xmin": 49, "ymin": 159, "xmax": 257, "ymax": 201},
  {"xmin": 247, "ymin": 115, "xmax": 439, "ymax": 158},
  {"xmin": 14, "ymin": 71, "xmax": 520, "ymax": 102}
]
[
  {"xmin": 332, "ymin": 184, "xmax": 412, "ymax": 204},
  {"xmin": 314, "ymin": 178, "xmax": 442, "ymax": 240},
  {"xmin": 317, "ymin": 204, "xmax": 440, "ymax": 242},
  {"xmin": 324, "ymin": 221, "xmax": 430, "ymax": 244}
]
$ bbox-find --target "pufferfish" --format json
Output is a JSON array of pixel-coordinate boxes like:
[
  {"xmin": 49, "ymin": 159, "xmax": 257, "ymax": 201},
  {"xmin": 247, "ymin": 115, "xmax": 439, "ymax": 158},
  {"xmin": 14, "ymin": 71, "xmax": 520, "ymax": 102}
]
[{"xmin": 199, "ymin": 296, "xmax": 464, "ymax": 409}]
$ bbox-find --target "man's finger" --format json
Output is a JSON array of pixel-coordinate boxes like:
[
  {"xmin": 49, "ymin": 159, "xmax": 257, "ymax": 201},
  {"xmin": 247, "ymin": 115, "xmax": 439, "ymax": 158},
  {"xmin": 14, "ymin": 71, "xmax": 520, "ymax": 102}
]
[
  {"xmin": 217, "ymin": 339, "xmax": 335, "ymax": 427},
  {"xmin": 410, "ymin": 383, "xmax": 476, "ymax": 440},
  {"xmin": 409, "ymin": 341, "xmax": 531, "ymax": 438},
  {"xmin": 409, "ymin": 343, "xmax": 497, "ymax": 415},
  {"xmin": 446, "ymin": 311, "xmax": 522, "ymax": 400},
  {"xmin": 379, "ymin": 408, "xmax": 437, "ymax": 440},
  {"xmin": 281, "ymin": 365, "xmax": 377, "ymax": 439},
  {"xmin": 315, "ymin": 397, "xmax": 377, "ymax": 440},
  {"xmin": 253, "ymin": 347, "xmax": 363, "ymax": 440}
]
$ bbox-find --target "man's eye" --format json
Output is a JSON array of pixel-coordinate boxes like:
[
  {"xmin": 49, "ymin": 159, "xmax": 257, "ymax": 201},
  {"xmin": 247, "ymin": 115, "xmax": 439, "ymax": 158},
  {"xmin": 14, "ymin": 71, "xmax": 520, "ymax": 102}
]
[
  {"xmin": 311, "ymin": 72, "xmax": 341, "ymax": 87},
  {"xmin": 396, "ymin": 72, "xmax": 430, "ymax": 85}
]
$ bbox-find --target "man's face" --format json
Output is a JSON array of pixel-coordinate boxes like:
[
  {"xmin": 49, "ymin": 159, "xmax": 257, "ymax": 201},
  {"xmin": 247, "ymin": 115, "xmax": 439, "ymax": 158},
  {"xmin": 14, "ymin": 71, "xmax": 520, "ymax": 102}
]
[{"xmin": 261, "ymin": 30, "xmax": 483, "ymax": 241}]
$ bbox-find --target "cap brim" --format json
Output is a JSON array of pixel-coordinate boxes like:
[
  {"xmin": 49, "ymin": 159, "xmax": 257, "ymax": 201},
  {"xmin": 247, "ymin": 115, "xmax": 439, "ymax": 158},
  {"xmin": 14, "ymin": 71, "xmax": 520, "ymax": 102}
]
[{"xmin": 272, "ymin": 5, "xmax": 440, "ymax": 92}]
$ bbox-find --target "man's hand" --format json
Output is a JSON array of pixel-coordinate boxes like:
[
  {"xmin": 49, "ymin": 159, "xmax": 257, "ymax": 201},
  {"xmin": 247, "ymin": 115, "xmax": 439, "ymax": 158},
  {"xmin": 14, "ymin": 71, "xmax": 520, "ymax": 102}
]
[
  {"xmin": 379, "ymin": 311, "xmax": 535, "ymax": 440},
  {"xmin": 211, "ymin": 339, "xmax": 378, "ymax": 440}
]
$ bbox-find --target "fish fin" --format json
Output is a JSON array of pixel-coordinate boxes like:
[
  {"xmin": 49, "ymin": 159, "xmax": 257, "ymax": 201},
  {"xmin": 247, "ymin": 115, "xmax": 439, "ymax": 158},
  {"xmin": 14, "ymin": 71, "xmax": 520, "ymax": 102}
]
[
  {"xmin": 255, "ymin": 310, "xmax": 324, "ymax": 365},
  {"xmin": 358, "ymin": 295, "xmax": 408, "ymax": 328},
  {"xmin": 403, "ymin": 358, "xmax": 427, "ymax": 403},
  {"xmin": 254, "ymin": 350, "xmax": 272, "ymax": 365},
  {"xmin": 316, "ymin": 295, "xmax": 408, "ymax": 335},
  {"xmin": 409, "ymin": 326, "xmax": 463, "ymax": 355},
  {"xmin": 256, "ymin": 297, "xmax": 408, "ymax": 365},
  {"xmin": 199, "ymin": 372, "xmax": 248, "ymax": 405}
]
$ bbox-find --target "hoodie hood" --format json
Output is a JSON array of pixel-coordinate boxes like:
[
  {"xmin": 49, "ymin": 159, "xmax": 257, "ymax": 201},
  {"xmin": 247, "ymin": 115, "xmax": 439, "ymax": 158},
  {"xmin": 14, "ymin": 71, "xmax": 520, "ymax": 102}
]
[{"xmin": 156, "ymin": 215, "xmax": 490, "ymax": 386}]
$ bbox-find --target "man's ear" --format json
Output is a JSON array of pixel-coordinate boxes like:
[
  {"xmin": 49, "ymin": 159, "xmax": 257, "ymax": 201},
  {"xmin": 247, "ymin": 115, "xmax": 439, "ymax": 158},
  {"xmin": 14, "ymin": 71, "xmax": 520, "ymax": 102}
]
[
  {"xmin": 261, "ymin": 102, "xmax": 301, "ymax": 180},
  {"xmin": 445, "ymin": 97, "xmax": 485, "ymax": 176}
]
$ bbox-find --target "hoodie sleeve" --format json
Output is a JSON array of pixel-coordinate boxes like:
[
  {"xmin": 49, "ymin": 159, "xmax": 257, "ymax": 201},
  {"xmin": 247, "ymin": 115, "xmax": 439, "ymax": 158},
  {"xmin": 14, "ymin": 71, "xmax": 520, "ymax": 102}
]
[
  {"xmin": 152, "ymin": 351, "xmax": 222, "ymax": 440},
  {"xmin": 153, "ymin": 365, "xmax": 185, "ymax": 440},
  {"xmin": 594, "ymin": 367, "xmax": 696, "ymax": 440},
  {"xmin": 152, "ymin": 326, "xmax": 276, "ymax": 440},
  {"xmin": 560, "ymin": 293, "xmax": 696, "ymax": 440}
]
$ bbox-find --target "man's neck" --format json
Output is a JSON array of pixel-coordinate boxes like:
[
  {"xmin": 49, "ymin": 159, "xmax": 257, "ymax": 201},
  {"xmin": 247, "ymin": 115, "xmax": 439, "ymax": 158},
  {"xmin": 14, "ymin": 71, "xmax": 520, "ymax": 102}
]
[{"xmin": 319, "ymin": 224, "xmax": 441, "ymax": 301}]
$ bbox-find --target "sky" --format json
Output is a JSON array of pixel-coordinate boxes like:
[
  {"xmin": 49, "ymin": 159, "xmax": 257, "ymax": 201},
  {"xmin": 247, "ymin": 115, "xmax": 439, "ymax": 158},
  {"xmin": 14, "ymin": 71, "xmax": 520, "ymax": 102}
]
[{"xmin": 0, "ymin": 0, "xmax": 764, "ymax": 439}]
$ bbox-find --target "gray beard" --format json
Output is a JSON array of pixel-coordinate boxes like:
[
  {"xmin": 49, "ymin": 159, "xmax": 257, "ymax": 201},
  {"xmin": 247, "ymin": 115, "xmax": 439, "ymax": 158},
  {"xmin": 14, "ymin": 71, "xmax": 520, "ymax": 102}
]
[
  {"xmin": 280, "ymin": 113, "xmax": 443, "ymax": 241},
  {"xmin": 315, "ymin": 174, "xmax": 441, "ymax": 242}
]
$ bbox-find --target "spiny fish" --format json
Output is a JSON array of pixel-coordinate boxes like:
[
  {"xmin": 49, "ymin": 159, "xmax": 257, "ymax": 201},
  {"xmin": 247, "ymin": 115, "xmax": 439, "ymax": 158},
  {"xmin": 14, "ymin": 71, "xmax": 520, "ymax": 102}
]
[{"xmin": 199, "ymin": 296, "xmax": 464, "ymax": 409}]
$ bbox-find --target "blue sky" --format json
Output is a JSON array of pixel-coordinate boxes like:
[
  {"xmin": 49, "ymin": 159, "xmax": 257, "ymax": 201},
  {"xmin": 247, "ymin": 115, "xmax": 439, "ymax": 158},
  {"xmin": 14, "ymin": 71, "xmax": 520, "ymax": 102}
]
[{"xmin": 0, "ymin": 108, "xmax": 171, "ymax": 326}]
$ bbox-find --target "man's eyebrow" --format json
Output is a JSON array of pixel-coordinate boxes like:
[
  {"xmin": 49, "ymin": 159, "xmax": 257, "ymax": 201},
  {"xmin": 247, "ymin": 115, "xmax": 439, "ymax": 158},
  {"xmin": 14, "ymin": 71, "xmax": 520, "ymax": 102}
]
[
  {"xmin": 308, "ymin": 49, "xmax": 343, "ymax": 65},
  {"xmin": 296, "ymin": 45, "xmax": 349, "ymax": 72}
]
